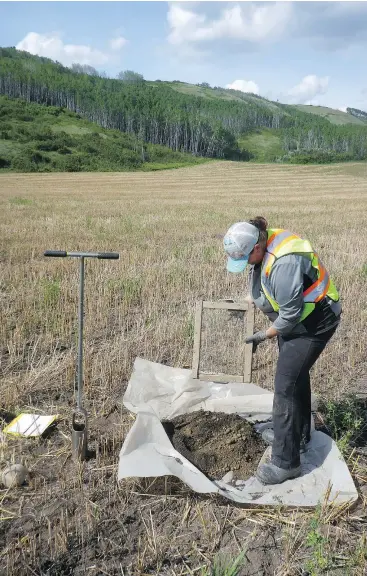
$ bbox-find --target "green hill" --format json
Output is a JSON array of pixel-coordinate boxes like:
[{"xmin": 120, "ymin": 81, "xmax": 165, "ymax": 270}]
[
  {"xmin": 152, "ymin": 80, "xmax": 365, "ymax": 127},
  {"xmin": 238, "ymin": 129, "xmax": 283, "ymax": 163},
  {"xmin": 0, "ymin": 96, "xmax": 207, "ymax": 172},
  {"xmin": 293, "ymin": 105, "xmax": 367, "ymax": 126},
  {"xmin": 150, "ymin": 81, "xmax": 284, "ymax": 112},
  {"xmin": 1, "ymin": 47, "xmax": 367, "ymax": 167}
]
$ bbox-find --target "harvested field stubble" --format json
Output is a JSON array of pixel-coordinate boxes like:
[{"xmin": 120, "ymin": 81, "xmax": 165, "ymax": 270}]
[{"xmin": 0, "ymin": 162, "xmax": 367, "ymax": 575}]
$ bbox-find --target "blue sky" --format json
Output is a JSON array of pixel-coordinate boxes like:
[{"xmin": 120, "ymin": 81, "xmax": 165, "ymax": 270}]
[{"xmin": 1, "ymin": 1, "xmax": 367, "ymax": 111}]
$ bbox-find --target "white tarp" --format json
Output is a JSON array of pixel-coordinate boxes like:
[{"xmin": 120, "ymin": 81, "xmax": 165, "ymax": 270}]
[{"xmin": 118, "ymin": 358, "xmax": 358, "ymax": 506}]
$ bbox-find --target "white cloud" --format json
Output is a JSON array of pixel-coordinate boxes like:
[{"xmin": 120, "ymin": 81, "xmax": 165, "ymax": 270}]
[
  {"xmin": 167, "ymin": 2, "xmax": 293, "ymax": 46},
  {"xmin": 167, "ymin": 5, "xmax": 206, "ymax": 45},
  {"xmin": 288, "ymin": 75, "xmax": 329, "ymax": 104},
  {"xmin": 338, "ymin": 106, "xmax": 348, "ymax": 113},
  {"xmin": 226, "ymin": 79, "xmax": 259, "ymax": 95},
  {"xmin": 109, "ymin": 36, "xmax": 127, "ymax": 51},
  {"xmin": 16, "ymin": 32, "xmax": 125, "ymax": 67}
]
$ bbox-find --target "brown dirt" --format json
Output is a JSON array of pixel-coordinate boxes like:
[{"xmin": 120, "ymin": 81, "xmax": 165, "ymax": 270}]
[{"xmin": 162, "ymin": 410, "xmax": 266, "ymax": 481}]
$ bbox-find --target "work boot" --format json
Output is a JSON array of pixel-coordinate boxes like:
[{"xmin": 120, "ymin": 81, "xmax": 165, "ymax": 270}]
[
  {"xmin": 256, "ymin": 462, "xmax": 301, "ymax": 485},
  {"xmin": 261, "ymin": 428, "xmax": 308, "ymax": 453}
]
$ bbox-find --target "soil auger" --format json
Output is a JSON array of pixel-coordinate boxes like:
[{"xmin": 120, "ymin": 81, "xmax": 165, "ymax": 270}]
[{"xmin": 44, "ymin": 250, "xmax": 120, "ymax": 460}]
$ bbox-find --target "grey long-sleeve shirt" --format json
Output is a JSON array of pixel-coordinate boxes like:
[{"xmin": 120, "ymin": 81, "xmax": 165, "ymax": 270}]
[{"xmin": 249, "ymin": 254, "xmax": 341, "ymax": 336}]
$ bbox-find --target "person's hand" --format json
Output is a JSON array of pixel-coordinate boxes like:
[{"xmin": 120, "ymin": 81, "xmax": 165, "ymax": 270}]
[{"xmin": 245, "ymin": 330, "xmax": 267, "ymax": 352}]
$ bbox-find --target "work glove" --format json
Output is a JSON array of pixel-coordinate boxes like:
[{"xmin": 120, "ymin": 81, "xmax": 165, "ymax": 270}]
[{"xmin": 245, "ymin": 330, "xmax": 267, "ymax": 352}]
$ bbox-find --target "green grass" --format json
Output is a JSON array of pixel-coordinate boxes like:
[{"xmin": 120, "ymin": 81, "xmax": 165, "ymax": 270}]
[
  {"xmin": 51, "ymin": 123, "xmax": 95, "ymax": 135},
  {"xmin": 304, "ymin": 505, "xmax": 331, "ymax": 575},
  {"xmin": 294, "ymin": 105, "xmax": 367, "ymax": 126},
  {"xmin": 140, "ymin": 159, "xmax": 208, "ymax": 171},
  {"xmin": 200, "ymin": 552, "xmax": 246, "ymax": 576},
  {"xmin": 319, "ymin": 394, "xmax": 366, "ymax": 455},
  {"xmin": 9, "ymin": 196, "xmax": 34, "ymax": 206},
  {"xmin": 302, "ymin": 503, "xmax": 367, "ymax": 575},
  {"xmin": 151, "ymin": 81, "xmax": 248, "ymax": 103},
  {"xmin": 150, "ymin": 81, "xmax": 283, "ymax": 111},
  {"xmin": 238, "ymin": 129, "xmax": 283, "ymax": 162}
]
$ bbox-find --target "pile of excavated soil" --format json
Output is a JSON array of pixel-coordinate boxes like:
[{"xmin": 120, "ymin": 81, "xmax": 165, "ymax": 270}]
[{"xmin": 162, "ymin": 410, "xmax": 266, "ymax": 481}]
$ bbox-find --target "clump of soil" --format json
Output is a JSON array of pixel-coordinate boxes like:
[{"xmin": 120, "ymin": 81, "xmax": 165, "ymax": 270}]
[{"xmin": 162, "ymin": 410, "xmax": 267, "ymax": 481}]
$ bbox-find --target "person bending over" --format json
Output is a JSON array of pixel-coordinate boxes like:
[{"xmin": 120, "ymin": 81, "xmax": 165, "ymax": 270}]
[{"xmin": 223, "ymin": 217, "xmax": 341, "ymax": 485}]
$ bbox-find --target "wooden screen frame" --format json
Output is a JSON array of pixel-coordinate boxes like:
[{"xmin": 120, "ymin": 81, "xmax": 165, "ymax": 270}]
[{"xmin": 192, "ymin": 300, "xmax": 255, "ymax": 383}]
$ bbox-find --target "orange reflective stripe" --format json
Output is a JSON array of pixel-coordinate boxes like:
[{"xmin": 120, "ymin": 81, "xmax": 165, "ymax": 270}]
[
  {"xmin": 303, "ymin": 263, "xmax": 330, "ymax": 303},
  {"xmin": 266, "ymin": 231, "xmax": 279, "ymax": 247},
  {"xmin": 303, "ymin": 262, "xmax": 326, "ymax": 297},
  {"xmin": 304, "ymin": 280, "xmax": 330, "ymax": 303},
  {"xmin": 264, "ymin": 253, "xmax": 275, "ymax": 276},
  {"xmin": 272, "ymin": 234, "xmax": 299, "ymax": 257},
  {"xmin": 315, "ymin": 277, "xmax": 330, "ymax": 302}
]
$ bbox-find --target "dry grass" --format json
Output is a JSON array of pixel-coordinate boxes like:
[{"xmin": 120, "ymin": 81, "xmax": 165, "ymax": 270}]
[{"xmin": 0, "ymin": 161, "xmax": 366, "ymax": 575}]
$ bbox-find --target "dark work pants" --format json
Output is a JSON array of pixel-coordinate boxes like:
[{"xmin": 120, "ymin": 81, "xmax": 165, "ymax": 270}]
[{"xmin": 271, "ymin": 325, "xmax": 338, "ymax": 470}]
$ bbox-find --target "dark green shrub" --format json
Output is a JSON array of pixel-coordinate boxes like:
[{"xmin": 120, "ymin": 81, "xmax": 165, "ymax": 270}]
[
  {"xmin": 57, "ymin": 146, "xmax": 72, "ymax": 155},
  {"xmin": 61, "ymin": 154, "xmax": 85, "ymax": 172},
  {"xmin": 37, "ymin": 142, "xmax": 62, "ymax": 151},
  {"xmin": 0, "ymin": 156, "xmax": 10, "ymax": 168},
  {"xmin": 11, "ymin": 154, "xmax": 35, "ymax": 171}
]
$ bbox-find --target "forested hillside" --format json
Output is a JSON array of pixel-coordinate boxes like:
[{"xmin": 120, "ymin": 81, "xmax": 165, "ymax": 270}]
[
  {"xmin": 1, "ymin": 47, "xmax": 367, "ymax": 165},
  {"xmin": 347, "ymin": 107, "xmax": 367, "ymax": 122},
  {"xmin": 0, "ymin": 96, "xmax": 206, "ymax": 172}
]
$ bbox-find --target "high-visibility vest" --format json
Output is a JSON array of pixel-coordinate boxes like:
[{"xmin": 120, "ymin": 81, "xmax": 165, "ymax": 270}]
[{"xmin": 261, "ymin": 229, "xmax": 340, "ymax": 322}]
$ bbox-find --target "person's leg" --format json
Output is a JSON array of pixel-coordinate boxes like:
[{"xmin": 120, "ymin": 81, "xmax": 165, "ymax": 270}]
[
  {"xmin": 300, "ymin": 372, "xmax": 311, "ymax": 444},
  {"xmin": 299, "ymin": 326, "xmax": 339, "ymax": 444},
  {"xmin": 257, "ymin": 326, "xmax": 339, "ymax": 484},
  {"xmin": 277, "ymin": 331, "xmax": 311, "ymax": 445},
  {"xmin": 262, "ymin": 369, "xmax": 310, "ymax": 449},
  {"xmin": 277, "ymin": 326, "xmax": 339, "ymax": 447},
  {"xmin": 271, "ymin": 334, "xmax": 330, "ymax": 469}
]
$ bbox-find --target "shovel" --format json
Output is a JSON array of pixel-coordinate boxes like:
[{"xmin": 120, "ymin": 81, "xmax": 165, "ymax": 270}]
[{"xmin": 44, "ymin": 250, "xmax": 119, "ymax": 460}]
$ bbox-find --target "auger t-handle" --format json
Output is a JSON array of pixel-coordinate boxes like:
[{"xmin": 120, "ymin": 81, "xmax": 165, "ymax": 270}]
[{"xmin": 44, "ymin": 249, "xmax": 120, "ymax": 460}]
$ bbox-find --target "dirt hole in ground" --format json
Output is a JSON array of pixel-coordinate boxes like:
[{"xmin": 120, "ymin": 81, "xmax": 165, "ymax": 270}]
[{"xmin": 162, "ymin": 410, "xmax": 267, "ymax": 481}]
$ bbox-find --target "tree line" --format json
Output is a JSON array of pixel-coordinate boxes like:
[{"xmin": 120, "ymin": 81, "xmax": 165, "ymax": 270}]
[
  {"xmin": 0, "ymin": 95, "xmax": 206, "ymax": 172},
  {"xmin": 1, "ymin": 47, "xmax": 367, "ymax": 162}
]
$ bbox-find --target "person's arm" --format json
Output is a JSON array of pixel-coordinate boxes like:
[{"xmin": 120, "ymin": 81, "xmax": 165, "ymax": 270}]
[
  {"xmin": 245, "ymin": 255, "xmax": 306, "ymax": 348},
  {"xmin": 265, "ymin": 324, "xmax": 279, "ymax": 339}
]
